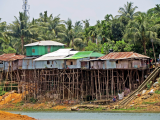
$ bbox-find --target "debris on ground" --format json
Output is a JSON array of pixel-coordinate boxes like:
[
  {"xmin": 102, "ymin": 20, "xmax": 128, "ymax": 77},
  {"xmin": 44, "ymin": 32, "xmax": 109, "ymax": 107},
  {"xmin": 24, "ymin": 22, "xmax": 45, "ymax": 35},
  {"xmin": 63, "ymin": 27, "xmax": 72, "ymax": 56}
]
[{"xmin": 127, "ymin": 79, "xmax": 160, "ymax": 112}]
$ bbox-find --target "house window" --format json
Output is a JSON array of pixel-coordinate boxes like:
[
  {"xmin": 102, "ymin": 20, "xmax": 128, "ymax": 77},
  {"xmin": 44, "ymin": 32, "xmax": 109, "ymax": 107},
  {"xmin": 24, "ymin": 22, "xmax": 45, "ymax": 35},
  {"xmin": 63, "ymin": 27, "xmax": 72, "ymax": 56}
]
[
  {"xmin": 32, "ymin": 49, "xmax": 35, "ymax": 53},
  {"xmin": 47, "ymin": 61, "xmax": 50, "ymax": 64},
  {"xmin": 70, "ymin": 61, "xmax": 73, "ymax": 65},
  {"xmin": 52, "ymin": 61, "xmax": 54, "ymax": 64},
  {"xmin": 48, "ymin": 46, "xmax": 51, "ymax": 53}
]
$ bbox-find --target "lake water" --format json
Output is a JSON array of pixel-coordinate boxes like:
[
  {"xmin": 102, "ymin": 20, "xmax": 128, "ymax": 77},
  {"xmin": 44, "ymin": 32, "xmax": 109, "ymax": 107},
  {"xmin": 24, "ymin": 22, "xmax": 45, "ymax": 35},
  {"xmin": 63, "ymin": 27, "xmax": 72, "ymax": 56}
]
[{"xmin": 9, "ymin": 111, "xmax": 160, "ymax": 120}]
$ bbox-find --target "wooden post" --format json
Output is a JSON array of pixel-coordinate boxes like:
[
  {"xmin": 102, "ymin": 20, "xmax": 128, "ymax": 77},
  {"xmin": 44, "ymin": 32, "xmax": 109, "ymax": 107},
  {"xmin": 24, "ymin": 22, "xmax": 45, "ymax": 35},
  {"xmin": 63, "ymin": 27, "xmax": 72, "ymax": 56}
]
[
  {"xmin": 94, "ymin": 70, "xmax": 98, "ymax": 100},
  {"xmin": 122, "ymin": 70, "xmax": 124, "ymax": 90},
  {"xmin": 107, "ymin": 69, "xmax": 109, "ymax": 99},
  {"xmin": 77, "ymin": 70, "xmax": 78, "ymax": 100},
  {"xmin": 68, "ymin": 70, "xmax": 71, "ymax": 100},
  {"xmin": 98, "ymin": 70, "xmax": 101, "ymax": 99},
  {"xmin": 142, "ymin": 70, "xmax": 144, "ymax": 84},
  {"xmin": 91, "ymin": 70, "xmax": 94, "ymax": 100},
  {"xmin": 117, "ymin": 70, "xmax": 119, "ymax": 93},
  {"xmin": 129, "ymin": 70, "xmax": 132, "ymax": 90},
  {"xmin": 73, "ymin": 69, "xmax": 74, "ymax": 100},
  {"xmin": 63, "ymin": 73, "xmax": 64, "ymax": 99},
  {"xmin": 81, "ymin": 70, "xmax": 83, "ymax": 101},
  {"xmin": 111, "ymin": 69, "xmax": 113, "ymax": 97},
  {"xmin": 104, "ymin": 70, "xmax": 107, "ymax": 99}
]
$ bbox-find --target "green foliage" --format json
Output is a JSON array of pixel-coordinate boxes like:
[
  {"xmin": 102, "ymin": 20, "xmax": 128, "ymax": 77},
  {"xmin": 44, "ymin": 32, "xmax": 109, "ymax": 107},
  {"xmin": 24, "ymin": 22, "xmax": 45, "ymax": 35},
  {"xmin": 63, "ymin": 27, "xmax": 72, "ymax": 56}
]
[
  {"xmin": 3, "ymin": 46, "xmax": 16, "ymax": 53},
  {"xmin": 113, "ymin": 107, "xmax": 146, "ymax": 111},
  {"xmin": 101, "ymin": 42, "xmax": 113, "ymax": 54},
  {"xmin": 15, "ymin": 101, "xmax": 24, "ymax": 107},
  {"xmin": 0, "ymin": 2, "xmax": 160, "ymax": 58},
  {"xmin": 114, "ymin": 39, "xmax": 133, "ymax": 52},
  {"xmin": 29, "ymin": 97, "xmax": 38, "ymax": 104},
  {"xmin": 85, "ymin": 41, "xmax": 102, "ymax": 52},
  {"xmin": 147, "ymin": 81, "xmax": 152, "ymax": 90},
  {"xmin": 155, "ymin": 90, "xmax": 160, "ymax": 94},
  {"xmin": 0, "ymin": 86, "xmax": 5, "ymax": 96},
  {"xmin": 142, "ymin": 102, "xmax": 157, "ymax": 104}
]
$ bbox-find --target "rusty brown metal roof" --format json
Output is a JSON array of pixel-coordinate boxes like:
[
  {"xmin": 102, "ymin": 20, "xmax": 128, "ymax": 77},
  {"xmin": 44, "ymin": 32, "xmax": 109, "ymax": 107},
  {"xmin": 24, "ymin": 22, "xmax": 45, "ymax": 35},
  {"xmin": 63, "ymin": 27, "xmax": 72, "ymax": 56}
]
[
  {"xmin": 98, "ymin": 52, "xmax": 150, "ymax": 60},
  {"xmin": 0, "ymin": 53, "xmax": 26, "ymax": 61}
]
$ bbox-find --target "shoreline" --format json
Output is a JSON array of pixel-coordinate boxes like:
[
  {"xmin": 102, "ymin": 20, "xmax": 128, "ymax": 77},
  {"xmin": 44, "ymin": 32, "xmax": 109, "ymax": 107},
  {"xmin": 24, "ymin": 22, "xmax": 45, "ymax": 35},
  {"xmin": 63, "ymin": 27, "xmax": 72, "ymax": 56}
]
[{"xmin": 2, "ymin": 108, "xmax": 160, "ymax": 113}]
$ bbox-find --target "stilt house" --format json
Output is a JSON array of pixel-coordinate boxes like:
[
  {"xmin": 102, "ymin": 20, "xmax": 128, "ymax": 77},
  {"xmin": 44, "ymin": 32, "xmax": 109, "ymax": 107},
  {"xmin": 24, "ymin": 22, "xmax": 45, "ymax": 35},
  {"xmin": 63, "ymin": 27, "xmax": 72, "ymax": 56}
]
[
  {"xmin": 24, "ymin": 40, "xmax": 64, "ymax": 57},
  {"xmin": 0, "ymin": 53, "xmax": 26, "ymax": 71},
  {"xmin": 65, "ymin": 51, "xmax": 104, "ymax": 69},
  {"xmin": 97, "ymin": 52, "xmax": 150, "ymax": 69},
  {"xmin": 34, "ymin": 49, "xmax": 78, "ymax": 69}
]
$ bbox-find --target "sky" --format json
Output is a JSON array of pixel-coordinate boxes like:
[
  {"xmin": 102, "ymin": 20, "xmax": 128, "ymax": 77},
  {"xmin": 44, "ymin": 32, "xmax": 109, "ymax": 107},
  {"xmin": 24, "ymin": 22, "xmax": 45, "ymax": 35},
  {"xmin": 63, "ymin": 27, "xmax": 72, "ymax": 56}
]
[{"xmin": 0, "ymin": 0, "xmax": 159, "ymax": 26}]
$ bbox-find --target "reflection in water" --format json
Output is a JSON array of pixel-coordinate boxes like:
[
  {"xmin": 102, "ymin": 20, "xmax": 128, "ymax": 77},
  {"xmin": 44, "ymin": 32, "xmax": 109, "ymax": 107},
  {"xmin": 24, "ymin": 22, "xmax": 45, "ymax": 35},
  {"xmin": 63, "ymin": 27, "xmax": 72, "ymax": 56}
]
[{"xmin": 9, "ymin": 111, "xmax": 160, "ymax": 120}]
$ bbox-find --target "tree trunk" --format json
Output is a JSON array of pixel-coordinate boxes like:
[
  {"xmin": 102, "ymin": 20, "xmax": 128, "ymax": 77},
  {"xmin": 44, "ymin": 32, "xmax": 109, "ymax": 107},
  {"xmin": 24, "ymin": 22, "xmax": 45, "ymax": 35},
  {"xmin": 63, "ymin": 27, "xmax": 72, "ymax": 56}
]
[
  {"xmin": 96, "ymin": 38, "xmax": 97, "ymax": 44},
  {"xmin": 72, "ymin": 37, "xmax": 74, "ymax": 48},
  {"xmin": 152, "ymin": 41, "xmax": 157, "ymax": 66},
  {"xmin": 66, "ymin": 42, "xmax": 69, "ymax": 47},
  {"xmin": 21, "ymin": 36, "xmax": 24, "ymax": 55},
  {"xmin": 103, "ymin": 37, "xmax": 105, "ymax": 42},
  {"xmin": 87, "ymin": 37, "xmax": 89, "ymax": 46},
  {"xmin": 92, "ymin": 36, "xmax": 94, "ymax": 43},
  {"xmin": 143, "ymin": 40, "xmax": 146, "ymax": 55}
]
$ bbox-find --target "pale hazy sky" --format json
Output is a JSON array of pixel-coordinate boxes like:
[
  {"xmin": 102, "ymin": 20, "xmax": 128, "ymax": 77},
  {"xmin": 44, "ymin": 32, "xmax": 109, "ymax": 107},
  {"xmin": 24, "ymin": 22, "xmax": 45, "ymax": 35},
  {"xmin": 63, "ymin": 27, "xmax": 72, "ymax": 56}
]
[{"xmin": 0, "ymin": 0, "xmax": 159, "ymax": 26}]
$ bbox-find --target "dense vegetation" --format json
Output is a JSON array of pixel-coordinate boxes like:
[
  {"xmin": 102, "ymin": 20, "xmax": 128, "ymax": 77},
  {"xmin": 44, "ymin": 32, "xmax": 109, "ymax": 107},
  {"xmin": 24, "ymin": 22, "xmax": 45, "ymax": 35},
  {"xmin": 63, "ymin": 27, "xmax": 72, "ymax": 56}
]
[{"xmin": 0, "ymin": 2, "xmax": 160, "ymax": 59}]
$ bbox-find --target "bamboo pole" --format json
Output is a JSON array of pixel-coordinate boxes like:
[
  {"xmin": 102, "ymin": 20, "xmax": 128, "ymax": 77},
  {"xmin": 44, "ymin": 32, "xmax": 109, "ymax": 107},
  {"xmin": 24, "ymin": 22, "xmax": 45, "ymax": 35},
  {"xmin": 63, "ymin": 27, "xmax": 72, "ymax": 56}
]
[
  {"xmin": 77, "ymin": 70, "xmax": 78, "ymax": 100},
  {"xmin": 111, "ymin": 69, "xmax": 113, "ymax": 97},
  {"xmin": 98, "ymin": 70, "xmax": 101, "ymax": 99},
  {"xmin": 73, "ymin": 69, "xmax": 74, "ymax": 100},
  {"xmin": 94, "ymin": 70, "xmax": 98, "ymax": 100},
  {"xmin": 107, "ymin": 69, "xmax": 109, "ymax": 99}
]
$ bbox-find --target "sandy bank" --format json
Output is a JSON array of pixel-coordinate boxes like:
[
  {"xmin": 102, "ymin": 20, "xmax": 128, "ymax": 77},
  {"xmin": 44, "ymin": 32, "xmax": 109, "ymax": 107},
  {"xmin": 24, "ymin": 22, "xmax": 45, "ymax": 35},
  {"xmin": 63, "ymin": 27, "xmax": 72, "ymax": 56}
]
[{"xmin": 0, "ymin": 110, "xmax": 36, "ymax": 120}]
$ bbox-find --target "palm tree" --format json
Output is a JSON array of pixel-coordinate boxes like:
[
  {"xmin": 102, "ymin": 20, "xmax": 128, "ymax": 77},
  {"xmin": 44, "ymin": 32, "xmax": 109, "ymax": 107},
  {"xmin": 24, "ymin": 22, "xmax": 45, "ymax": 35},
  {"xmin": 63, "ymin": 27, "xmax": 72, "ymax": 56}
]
[
  {"xmin": 8, "ymin": 12, "xmax": 31, "ymax": 54},
  {"xmin": 118, "ymin": 2, "xmax": 138, "ymax": 20},
  {"xmin": 48, "ymin": 15, "xmax": 65, "ymax": 39},
  {"xmin": 104, "ymin": 14, "xmax": 113, "ymax": 21},
  {"xmin": 0, "ymin": 20, "xmax": 10, "ymax": 54},
  {"xmin": 83, "ymin": 19, "xmax": 90, "ymax": 45},
  {"xmin": 63, "ymin": 18, "xmax": 74, "ymax": 47},
  {"xmin": 124, "ymin": 12, "xmax": 160, "ymax": 55},
  {"xmin": 88, "ymin": 26, "xmax": 97, "ymax": 43}
]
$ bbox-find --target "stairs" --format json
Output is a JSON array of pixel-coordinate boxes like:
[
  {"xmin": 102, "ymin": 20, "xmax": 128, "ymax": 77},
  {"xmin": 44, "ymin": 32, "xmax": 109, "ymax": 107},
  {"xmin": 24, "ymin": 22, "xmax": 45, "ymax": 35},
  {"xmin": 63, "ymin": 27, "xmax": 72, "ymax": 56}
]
[{"xmin": 118, "ymin": 67, "xmax": 160, "ymax": 108}]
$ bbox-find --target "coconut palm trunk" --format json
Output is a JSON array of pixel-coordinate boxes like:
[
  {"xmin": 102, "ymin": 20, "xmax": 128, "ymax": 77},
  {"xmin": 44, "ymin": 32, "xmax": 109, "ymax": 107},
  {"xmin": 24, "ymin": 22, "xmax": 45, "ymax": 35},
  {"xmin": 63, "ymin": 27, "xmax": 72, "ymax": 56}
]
[
  {"xmin": 143, "ymin": 40, "xmax": 146, "ymax": 55},
  {"xmin": 72, "ymin": 37, "xmax": 74, "ymax": 48},
  {"xmin": 21, "ymin": 36, "xmax": 24, "ymax": 54}
]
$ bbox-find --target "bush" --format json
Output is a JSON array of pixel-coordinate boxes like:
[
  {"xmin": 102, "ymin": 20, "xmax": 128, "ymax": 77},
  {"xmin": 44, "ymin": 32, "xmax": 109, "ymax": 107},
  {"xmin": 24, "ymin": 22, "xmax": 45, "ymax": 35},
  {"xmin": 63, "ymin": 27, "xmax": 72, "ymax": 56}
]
[
  {"xmin": 155, "ymin": 90, "xmax": 160, "ymax": 94},
  {"xmin": 29, "ymin": 97, "xmax": 38, "ymax": 104},
  {"xmin": 147, "ymin": 81, "xmax": 152, "ymax": 90},
  {"xmin": 0, "ymin": 86, "xmax": 5, "ymax": 96}
]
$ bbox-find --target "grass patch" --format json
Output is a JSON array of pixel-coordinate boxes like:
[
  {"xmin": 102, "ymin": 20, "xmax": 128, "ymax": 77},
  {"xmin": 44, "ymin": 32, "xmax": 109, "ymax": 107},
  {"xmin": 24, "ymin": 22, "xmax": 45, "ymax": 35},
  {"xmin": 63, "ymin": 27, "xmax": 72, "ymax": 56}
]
[
  {"xmin": 113, "ymin": 107, "xmax": 146, "ymax": 111},
  {"xmin": 15, "ymin": 101, "xmax": 24, "ymax": 107},
  {"xmin": 0, "ymin": 86, "xmax": 6, "ymax": 96},
  {"xmin": 155, "ymin": 90, "xmax": 160, "ymax": 94},
  {"xmin": 93, "ymin": 107, "xmax": 103, "ymax": 111},
  {"xmin": 142, "ymin": 102, "xmax": 157, "ymax": 104}
]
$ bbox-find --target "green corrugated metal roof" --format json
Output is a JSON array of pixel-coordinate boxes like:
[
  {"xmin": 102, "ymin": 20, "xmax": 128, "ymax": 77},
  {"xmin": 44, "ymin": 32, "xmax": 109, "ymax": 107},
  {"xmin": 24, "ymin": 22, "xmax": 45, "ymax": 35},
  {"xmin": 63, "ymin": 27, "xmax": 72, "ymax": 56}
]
[
  {"xmin": 90, "ymin": 52, "xmax": 104, "ymax": 57},
  {"xmin": 66, "ymin": 51, "xmax": 104, "ymax": 59}
]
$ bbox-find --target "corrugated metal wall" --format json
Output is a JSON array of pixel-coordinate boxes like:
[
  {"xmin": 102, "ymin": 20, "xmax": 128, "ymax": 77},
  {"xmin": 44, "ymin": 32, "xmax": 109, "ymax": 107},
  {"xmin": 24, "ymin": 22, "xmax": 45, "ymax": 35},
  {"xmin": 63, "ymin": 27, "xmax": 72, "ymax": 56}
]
[
  {"xmin": 67, "ymin": 58, "xmax": 89, "ymax": 69},
  {"xmin": 35, "ymin": 60, "xmax": 65, "ymax": 69},
  {"xmin": 26, "ymin": 46, "xmax": 32, "ymax": 56},
  {"xmin": 26, "ymin": 45, "xmax": 64, "ymax": 56},
  {"xmin": 106, "ymin": 60, "xmax": 116, "ymax": 69},
  {"xmin": 38, "ymin": 46, "xmax": 46, "ymax": 55},
  {"xmin": 22, "ymin": 59, "xmax": 36, "ymax": 69}
]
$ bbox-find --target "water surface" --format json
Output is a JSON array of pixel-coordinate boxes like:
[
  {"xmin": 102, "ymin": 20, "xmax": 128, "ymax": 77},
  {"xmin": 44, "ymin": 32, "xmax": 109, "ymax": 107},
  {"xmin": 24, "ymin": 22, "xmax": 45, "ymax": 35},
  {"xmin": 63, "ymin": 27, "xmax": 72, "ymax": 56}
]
[{"xmin": 9, "ymin": 111, "xmax": 160, "ymax": 120}]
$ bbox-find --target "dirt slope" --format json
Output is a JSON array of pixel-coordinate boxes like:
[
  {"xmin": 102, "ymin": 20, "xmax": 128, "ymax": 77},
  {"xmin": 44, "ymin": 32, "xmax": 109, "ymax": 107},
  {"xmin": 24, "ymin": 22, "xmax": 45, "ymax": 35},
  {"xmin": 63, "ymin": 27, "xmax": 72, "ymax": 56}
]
[{"xmin": 0, "ymin": 110, "xmax": 36, "ymax": 120}]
